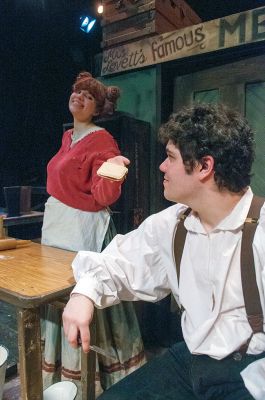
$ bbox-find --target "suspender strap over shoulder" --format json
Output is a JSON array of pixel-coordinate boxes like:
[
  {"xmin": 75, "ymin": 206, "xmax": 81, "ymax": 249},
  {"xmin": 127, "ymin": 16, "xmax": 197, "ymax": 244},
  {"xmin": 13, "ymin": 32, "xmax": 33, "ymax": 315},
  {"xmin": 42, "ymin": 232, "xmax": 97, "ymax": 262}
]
[
  {"xmin": 173, "ymin": 207, "xmax": 191, "ymax": 284},
  {"xmin": 241, "ymin": 195, "xmax": 264, "ymax": 334},
  {"xmin": 173, "ymin": 196, "xmax": 265, "ymax": 338}
]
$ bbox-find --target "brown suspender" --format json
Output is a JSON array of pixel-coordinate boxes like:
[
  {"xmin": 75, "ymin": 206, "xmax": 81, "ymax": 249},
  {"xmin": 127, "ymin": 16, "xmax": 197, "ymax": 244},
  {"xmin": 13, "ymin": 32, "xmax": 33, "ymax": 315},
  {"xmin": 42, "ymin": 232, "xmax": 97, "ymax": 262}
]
[
  {"xmin": 173, "ymin": 196, "xmax": 265, "ymax": 346},
  {"xmin": 173, "ymin": 207, "xmax": 192, "ymax": 285},
  {"xmin": 240, "ymin": 196, "xmax": 265, "ymax": 335}
]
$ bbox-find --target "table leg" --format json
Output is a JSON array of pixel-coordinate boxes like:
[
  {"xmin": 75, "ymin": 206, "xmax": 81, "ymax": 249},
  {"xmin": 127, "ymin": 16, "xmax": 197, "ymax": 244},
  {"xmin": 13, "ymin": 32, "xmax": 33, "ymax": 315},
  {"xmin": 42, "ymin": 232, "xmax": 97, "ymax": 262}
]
[
  {"xmin": 81, "ymin": 317, "xmax": 96, "ymax": 400},
  {"xmin": 17, "ymin": 307, "xmax": 43, "ymax": 400}
]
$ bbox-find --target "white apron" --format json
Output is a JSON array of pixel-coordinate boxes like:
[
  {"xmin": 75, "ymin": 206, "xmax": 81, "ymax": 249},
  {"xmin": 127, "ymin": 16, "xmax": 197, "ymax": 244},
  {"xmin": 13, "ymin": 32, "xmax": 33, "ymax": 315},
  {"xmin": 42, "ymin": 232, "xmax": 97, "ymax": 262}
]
[{"xmin": 41, "ymin": 196, "xmax": 110, "ymax": 252}]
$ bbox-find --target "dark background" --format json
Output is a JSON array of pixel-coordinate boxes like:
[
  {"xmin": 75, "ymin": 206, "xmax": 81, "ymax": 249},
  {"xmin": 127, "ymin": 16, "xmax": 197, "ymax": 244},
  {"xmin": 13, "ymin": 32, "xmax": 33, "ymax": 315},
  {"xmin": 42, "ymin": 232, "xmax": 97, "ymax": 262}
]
[
  {"xmin": 1, "ymin": 0, "xmax": 102, "ymax": 203},
  {"xmin": 1, "ymin": 0, "xmax": 265, "ymax": 206}
]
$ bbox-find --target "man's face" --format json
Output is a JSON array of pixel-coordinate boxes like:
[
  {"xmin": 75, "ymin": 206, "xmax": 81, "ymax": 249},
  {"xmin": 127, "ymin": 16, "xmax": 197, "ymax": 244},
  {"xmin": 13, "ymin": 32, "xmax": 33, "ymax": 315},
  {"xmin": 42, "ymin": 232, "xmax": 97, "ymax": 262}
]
[{"xmin": 159, "ymin": 140, "xmax": 198, "ymax": 204}]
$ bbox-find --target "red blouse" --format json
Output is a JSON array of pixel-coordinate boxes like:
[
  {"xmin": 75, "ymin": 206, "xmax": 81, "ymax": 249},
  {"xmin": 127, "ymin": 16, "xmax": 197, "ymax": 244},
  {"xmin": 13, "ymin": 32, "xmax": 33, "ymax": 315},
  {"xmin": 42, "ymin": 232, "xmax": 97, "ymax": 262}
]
[{"xmin": 47, "ymin": 129, "xmax": 123, "ymax": 212}]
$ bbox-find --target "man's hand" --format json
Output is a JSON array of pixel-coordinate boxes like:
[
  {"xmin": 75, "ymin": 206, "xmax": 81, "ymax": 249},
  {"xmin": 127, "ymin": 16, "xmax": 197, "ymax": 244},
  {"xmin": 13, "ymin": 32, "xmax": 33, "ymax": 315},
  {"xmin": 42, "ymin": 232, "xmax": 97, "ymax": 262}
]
[
  {"xmin": 107, "ymin": 155, "xmax": 130, "ymax": 166},
  {"xmin": 62, "ymin": 294, "xmax": 94, "ymax": 353}
]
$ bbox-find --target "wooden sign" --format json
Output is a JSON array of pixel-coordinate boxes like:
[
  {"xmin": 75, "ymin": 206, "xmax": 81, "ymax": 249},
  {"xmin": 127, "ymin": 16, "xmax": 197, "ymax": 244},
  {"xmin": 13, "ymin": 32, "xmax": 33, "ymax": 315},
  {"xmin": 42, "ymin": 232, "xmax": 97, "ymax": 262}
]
[{"xmin": 101, "ymin": 6, "xmax": 265, "ymax": 76}]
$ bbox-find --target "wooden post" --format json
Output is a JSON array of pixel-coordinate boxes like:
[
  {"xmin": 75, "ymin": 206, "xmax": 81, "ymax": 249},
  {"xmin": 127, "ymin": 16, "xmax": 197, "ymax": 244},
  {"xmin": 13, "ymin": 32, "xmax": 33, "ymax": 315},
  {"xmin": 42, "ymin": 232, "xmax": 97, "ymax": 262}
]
[
  {"xmin": 81, "ymin": 317, "xmax": 96, "ymax": 400},
  {"xmin": 0, "ymin": 216, "xmax": 5, "ymax": 238},
  {"xmin": 17, "ymin": 307, "xmax": 43, "ymax": 400}
]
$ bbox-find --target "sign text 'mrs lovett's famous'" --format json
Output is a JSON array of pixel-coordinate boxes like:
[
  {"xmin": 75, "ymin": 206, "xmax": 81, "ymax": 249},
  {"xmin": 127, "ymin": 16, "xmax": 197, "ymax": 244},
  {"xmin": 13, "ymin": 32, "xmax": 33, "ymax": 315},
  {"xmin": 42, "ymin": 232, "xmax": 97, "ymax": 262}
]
[{"xmin": 101, "ymin": 6, "xmax": 265, "ymax": 76}]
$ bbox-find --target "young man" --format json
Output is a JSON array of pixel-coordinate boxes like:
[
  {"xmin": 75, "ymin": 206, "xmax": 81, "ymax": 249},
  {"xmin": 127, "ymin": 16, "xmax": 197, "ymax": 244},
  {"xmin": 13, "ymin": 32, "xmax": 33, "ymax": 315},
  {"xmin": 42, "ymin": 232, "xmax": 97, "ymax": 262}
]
[{"xmin": 63, "ymin": 104, "xmax": 265, "ymax": 399}]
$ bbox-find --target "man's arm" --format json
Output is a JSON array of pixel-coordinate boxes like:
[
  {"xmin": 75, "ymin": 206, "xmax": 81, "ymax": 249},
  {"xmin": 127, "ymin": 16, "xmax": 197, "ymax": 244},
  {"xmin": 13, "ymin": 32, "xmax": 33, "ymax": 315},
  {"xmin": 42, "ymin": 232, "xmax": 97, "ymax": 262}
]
[
  {"xmin": 63, "ymin": 204, "xmax": 182, "ymax": 350},
  {"xmin": 72, "ymin": 211, "xmax": 175, "ymax": 307}
]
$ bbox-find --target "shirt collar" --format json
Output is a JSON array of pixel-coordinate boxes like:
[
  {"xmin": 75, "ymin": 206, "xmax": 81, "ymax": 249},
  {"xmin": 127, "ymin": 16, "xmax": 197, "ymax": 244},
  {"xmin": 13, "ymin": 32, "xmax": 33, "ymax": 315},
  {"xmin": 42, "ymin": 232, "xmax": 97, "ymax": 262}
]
[{"xmin": 184, "ymin": 187, "xmax": 253, "ymax": 233}]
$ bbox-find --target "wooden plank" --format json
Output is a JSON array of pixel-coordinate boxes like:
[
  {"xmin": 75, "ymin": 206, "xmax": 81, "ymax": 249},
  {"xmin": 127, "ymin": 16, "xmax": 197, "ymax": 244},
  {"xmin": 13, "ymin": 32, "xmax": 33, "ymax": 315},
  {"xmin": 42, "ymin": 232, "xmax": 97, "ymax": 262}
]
[
  {"xmin": 102, "ymin": 25, "xmax": 154, "ymax": 48},
  {"xmin": 102, "ymin": 10, "xmax": 176, "ymax": 48},
  {"xmin": 102, "ymin": 0, "xmax": 201, "ymax": 27},
  {"xmin": 81, "ymin": 317, "xmax": 96, "ymax": 400},
  {"xmin": 17, "ymin": 307, "xmax": 43, "ymax": 400},
  {"xmin": 0, "ymin": 216, "xmax": 4, "ymax": 238},
  {"xmin": 102, "ymin": 0, "xmax": 155, "ymax": 25},
  {"xmin": 154, "ymin": 0, "xmax": 201, "ymax": 29},
  {"xmin": 102, "ymin": 9, "xmax": 157, "ymax": 35}
]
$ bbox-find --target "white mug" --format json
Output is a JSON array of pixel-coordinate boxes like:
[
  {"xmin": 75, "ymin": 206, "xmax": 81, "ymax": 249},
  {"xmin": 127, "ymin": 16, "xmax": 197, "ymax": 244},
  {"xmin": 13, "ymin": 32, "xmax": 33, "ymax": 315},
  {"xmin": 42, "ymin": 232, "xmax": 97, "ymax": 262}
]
[
  {"xmin": 43, "ymin": 381, "xmax": 77, "ymax": 400},
  {"xmin": 0, "ymin": 345, "xmax": 8, "ymax": 400}
]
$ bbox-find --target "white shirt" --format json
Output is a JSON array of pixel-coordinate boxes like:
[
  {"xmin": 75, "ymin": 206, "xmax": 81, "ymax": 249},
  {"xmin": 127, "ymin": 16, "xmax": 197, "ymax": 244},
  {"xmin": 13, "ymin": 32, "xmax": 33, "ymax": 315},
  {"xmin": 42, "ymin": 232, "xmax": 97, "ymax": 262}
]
[{"xmin": 72, "ymin": 188, "xmax": 265, "ymax": 359}]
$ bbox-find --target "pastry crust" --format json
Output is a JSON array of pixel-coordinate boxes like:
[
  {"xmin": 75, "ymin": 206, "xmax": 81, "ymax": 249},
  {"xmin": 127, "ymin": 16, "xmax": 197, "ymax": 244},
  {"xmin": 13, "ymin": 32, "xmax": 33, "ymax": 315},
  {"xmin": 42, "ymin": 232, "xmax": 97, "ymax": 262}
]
[{"xmin": 97, "ymin": 161, "xmax": 128, "ymax": 181}]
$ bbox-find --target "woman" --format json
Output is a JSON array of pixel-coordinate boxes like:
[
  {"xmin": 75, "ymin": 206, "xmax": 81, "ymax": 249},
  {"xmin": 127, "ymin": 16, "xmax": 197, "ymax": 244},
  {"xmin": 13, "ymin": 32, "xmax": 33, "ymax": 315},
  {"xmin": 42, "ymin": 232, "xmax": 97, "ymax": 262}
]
[{"xmin": 41, "ymin": 72, "xmax": 145, "ymax": 398}]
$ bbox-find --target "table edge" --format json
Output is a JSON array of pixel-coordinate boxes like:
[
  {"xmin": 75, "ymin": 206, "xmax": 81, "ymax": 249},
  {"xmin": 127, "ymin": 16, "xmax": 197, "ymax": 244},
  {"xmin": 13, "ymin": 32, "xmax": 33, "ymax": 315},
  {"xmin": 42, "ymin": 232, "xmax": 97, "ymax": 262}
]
[{"xmin": 0, "ymin": 286, "xmax": 74, "ymax": 308}]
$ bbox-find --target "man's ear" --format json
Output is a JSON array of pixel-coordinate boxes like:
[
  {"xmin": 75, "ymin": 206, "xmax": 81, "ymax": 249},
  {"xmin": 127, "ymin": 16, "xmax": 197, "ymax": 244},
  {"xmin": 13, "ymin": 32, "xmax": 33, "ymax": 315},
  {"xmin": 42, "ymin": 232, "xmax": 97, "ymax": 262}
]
[{"xmin": 198, "ymin": 156, "xmax": 214, "ymax": 177}]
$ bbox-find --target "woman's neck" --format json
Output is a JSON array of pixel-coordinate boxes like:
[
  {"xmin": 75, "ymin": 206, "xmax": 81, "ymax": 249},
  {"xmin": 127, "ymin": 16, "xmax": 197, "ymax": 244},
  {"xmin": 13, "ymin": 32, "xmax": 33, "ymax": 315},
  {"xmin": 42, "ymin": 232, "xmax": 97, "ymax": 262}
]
[{"xmin": 73, "ymin": 120, "xmax": 96, "ymax": 136}]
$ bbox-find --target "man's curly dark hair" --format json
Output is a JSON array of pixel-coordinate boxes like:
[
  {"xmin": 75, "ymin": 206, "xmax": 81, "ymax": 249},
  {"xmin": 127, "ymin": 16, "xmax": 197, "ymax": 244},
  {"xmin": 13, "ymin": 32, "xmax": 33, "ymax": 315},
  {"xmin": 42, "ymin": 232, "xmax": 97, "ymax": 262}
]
[{"xmin": 158, "ymin": 103, "xmax": 255, "ymax": 193}]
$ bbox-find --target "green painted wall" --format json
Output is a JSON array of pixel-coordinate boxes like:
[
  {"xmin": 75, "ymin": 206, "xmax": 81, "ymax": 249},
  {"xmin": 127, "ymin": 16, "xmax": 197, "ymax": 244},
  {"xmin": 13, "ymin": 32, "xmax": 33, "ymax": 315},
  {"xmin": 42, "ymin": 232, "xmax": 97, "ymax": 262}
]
[
  {"xmin": 100, "ymin": 67, "xmax": 158, "ymax": 129},
  {"xmin": 100, "ymin": 67, "xmax": 161, "ymax": 213}
]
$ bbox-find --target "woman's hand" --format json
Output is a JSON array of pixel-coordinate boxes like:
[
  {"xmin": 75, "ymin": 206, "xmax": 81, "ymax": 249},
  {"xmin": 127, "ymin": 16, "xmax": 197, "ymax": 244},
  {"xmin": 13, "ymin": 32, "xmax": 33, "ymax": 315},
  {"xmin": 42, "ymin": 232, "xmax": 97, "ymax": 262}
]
[
  {"xmin": 107, "ymin": 155, "xmax": 130, "ymax": 167},
  {"xmin": 62, "ymin": 293, "xmax": 94, "ymax": 353}
]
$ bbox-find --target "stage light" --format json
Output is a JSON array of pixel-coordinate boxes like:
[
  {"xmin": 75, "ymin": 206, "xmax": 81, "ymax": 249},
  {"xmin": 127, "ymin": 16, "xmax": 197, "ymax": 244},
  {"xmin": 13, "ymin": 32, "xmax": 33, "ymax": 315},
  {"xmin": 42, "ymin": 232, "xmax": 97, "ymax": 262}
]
[
  {"xmin": 79, "ymin": 16, "xmax": 96, "ymax": 34},
  {"xmin": 97, "ymin": 1, "xmax": 104, "ymax": 14}
]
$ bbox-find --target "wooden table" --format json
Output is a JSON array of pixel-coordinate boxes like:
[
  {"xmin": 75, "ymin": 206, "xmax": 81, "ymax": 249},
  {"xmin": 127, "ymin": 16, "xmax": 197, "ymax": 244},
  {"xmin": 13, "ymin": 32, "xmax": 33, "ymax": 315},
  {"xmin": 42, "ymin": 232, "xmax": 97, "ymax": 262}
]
[{"xmin": 0, "ymin": 242, "xmax": 96, "ymax": 400}]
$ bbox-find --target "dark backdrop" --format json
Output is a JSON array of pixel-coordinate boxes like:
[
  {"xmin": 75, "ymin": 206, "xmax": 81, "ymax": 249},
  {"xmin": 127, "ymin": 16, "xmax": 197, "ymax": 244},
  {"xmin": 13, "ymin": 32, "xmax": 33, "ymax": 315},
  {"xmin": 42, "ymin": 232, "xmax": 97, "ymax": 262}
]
[
  {"xmin": 0, "ymin": 0, "xmax": 102, "ymax": 206},
  {"xmin": 186, "ymin": 0, "xmax": 265, "ymax": 21}
]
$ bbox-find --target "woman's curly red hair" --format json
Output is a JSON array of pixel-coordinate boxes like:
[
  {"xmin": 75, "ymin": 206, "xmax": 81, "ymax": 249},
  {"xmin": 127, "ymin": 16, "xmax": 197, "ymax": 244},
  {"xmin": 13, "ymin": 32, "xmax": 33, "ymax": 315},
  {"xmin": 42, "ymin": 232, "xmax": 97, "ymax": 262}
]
[{"xmin": 72, "ymin": 71, "xmax": 120, "ymax": 116}]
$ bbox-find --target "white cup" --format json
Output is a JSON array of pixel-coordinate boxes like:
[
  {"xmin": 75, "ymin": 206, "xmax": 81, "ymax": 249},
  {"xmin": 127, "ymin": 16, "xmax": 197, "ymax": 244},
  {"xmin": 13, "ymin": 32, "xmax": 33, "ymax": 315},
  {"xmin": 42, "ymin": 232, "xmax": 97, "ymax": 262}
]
[
  {"xmin": 0, "ymin": 345, "xmax": 8, "ymax": 400},
  {"xmin": 43, "ymin": 381, "xmax": 77, "ymax": 400}
]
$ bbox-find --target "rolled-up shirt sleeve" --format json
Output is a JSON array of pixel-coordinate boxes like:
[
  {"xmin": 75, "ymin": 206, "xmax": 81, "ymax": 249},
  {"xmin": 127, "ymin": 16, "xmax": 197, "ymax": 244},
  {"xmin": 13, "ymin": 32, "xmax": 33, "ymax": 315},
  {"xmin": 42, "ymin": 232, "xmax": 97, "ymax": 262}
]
[{"xmin": 71, "ymin": 212, "xmax": 171, "ymax": 308}]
